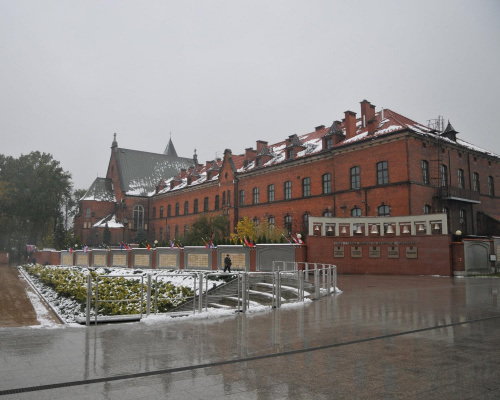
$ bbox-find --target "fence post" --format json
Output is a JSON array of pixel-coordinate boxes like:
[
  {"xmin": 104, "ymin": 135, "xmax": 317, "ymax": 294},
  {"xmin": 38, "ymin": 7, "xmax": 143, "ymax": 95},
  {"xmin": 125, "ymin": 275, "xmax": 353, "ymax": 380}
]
[
  {"xmin": 198, "ymin": 272, "xmax": 203, "ymax": 313},
  {"xmin": 193, "ymin": 275, "xmax": 197, "ymax": 314},
  {"xmin": 276, "ymin": 271, "xmax": 281, "ymax": 308},
  {"xmin": 314, "ymin": 264, "xmax": 320, "ymax": 299},
  {"xmin": 242, "ymin": 273, "xmax": 248, "ymax": 312},
  {"xmin": 146, "ymin": 274, "xmax": 152, "ymax": 316},
  {"xmin": 95, "ymin": 276, "xmax": 99, "ymax": 325},
  {"xmin": 327, "ymin": 265, "xmax": 332, "ymax": 295},
  {"xmin": 86, "ymin": 274, "xmax": 92, "ymax": 326}
]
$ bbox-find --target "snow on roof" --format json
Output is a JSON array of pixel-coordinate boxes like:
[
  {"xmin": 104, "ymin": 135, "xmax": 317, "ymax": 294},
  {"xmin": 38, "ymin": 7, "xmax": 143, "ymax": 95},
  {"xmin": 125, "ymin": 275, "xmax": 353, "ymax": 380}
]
[
  {"xmin": 152, "ymin": 106, "xmax": 499, "ymax": 196},
  {"xmin": 93, "ymin": 214, "xmax": 124, "ymax": 229}
]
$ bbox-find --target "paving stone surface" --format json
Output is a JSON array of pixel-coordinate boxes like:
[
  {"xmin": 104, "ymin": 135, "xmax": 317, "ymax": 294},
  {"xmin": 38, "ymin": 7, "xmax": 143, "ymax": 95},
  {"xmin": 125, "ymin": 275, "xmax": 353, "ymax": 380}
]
[{"xmin": 1, "ymin": 275, "xmax": 499, "ymax": 399}]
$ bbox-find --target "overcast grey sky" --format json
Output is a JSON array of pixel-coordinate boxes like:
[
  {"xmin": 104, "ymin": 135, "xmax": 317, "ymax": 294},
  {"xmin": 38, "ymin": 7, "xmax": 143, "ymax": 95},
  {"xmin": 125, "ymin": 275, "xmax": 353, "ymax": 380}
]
[{"xmin": 1, "ymin": 0, "xmax": 499, "ymax": 191}]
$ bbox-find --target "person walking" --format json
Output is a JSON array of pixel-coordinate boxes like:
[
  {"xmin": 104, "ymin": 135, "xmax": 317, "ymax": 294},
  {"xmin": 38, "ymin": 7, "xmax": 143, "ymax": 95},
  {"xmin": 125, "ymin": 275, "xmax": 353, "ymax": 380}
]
[{"xmin": 224, "ymin": 254, "xmax": 232, "ymax": 273}]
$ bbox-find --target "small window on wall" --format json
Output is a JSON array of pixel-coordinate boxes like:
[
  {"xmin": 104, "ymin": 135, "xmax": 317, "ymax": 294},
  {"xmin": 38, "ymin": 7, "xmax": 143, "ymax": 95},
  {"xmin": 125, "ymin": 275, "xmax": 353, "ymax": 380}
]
[
  {"xmin": 378, "ymin": 205, "xmax": 390, "ymax": 216},
  {"xmin": 488, "ymin": 176, "xmax": 495, "ymax": 196},
  {"xmin": 222, "ymin": 191, "xmax": 226, "ymax": 206},
  {"xmin": 458, "ymin": 169, "xmax": 465, "ymax": 189},
  {"xmin": 284, "ymin": 181, "xmax": 292, "ymax": 200},
  {"xmin": 239, "ymin": 190, "xmax": 245, "ymax": 206},
  {"xmin": 302, "ymin": 178, "xmax": 311, "ymax": 197},
  {"xmin": 86, "ymin": 208, "xmax": 91, "ymax": 218},
  {"xmin": 253, "ymin": 217, "xmax": 259, "ymax": 226},
  {"xmin": 167, "ymin": 204, "xmax": 171, "ymax": 217},
  {"xmin": 351, "ymin": 207, "xmax": 362, "ymax": 217},
  {"xmin": 350, "ymin": 167, "xmax": 360, "ymax": 189},
  {"xmin": 153, "ymin": 207, "xmax": 157, "ymax": 219},
  {"xmin": 322, "ymin": 173, "xmax": 331, "ymax": 194},
  {"xmin": 204, "ymin": 197, "xmax": 209, "ymax": 212},
  {"xmin": 303, "ymin": 213, "xmax": 309, "ymax": 231},
  {"xmin": 215, "ymin": 195, "xmax": 220, "ymax": 210},
  {"xmin": 421, "ymin": 161, "xmax": 429, "ymax": 185},
  {"xmin": 184, "ymin": 201, "xmax": 189, "ymax": 214},
  {"xmin": 159, "ymin": 228, "xmax": 163, "ymax": 241},
  {"xmin": 440, "ymin": 164, "xmax": 448, "ymax": 187},
  {"xmin": 423, "ymin": 205, "xmax": 431, "ymax": 214},
  {"xmin": 175, "ymin": 203, "xmax": 179, "ymax": 216},
  {"xmin": 376, "ymin": 162, "xmax": 388, "ymax": 185},
  {"xmin": 473, "ymin": 172, "xmax": 480, "ymax": 192},
  {"xmin": 268, "ymin": 184, "xmax": 275, "ymax": 202},
  {"xmin": 194, "ymin": 199, "xmax": 198, "ymax": 213},
  {"xmin": 459, "ymin": 210, "xmax": 467, "ymax": 233},
  {"xmin": 253, "ymin": 187, "xmax": 259, "ymax": 204},
  {"xmin": 159, "ymin": 206, "xmax": 163, "ymax": 218},
  {"xmin": 268, "ymin": 216, "xmax": 275, "ymax": 228},
  {"xmin": 284, "ymin": 215, "xmax": 292, "ymax": 234}
]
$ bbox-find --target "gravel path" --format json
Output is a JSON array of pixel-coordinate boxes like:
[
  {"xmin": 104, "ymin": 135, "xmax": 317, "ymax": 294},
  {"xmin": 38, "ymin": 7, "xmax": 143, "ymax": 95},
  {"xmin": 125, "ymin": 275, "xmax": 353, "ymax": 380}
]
[{"xmin": 0, "ymin": 264, "xmax": 60, "ymax": 327}]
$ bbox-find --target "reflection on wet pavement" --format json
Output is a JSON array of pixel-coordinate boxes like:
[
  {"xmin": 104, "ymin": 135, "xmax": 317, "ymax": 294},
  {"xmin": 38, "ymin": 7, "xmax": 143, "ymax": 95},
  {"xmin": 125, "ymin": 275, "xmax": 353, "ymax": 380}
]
[{"xmin": 1, "ymin": 275, "xmax": 499, "ymax": 399}]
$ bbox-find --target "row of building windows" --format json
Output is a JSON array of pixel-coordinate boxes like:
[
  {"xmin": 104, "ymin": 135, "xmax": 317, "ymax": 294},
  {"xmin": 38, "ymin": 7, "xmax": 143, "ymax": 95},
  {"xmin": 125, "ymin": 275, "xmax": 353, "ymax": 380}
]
[
  {"xmin": 240, "ymin": 174, "xmax": 332, "ymax": 206},
  {"xmin": 422, "ymin": 161, "xmax": 495, "ymax": 195}
]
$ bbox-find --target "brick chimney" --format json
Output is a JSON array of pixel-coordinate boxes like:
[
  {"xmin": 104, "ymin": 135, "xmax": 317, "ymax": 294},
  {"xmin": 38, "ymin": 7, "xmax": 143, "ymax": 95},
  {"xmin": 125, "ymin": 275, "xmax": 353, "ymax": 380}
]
[
  {"xmin": 180, "ymin": 169, "xmax": 187, "ymax": 179},
  {"xmin": 245, "ymin": 147, "xmax": 256, "ymax": 160},
  {"xmin": 360, "ymin": 100, "xmax": 376, "ymax": 127},
  {"xmin": 256, "ymin": 140, "xmax": 268, "ymax": 153},
  {"xmin": 344, "ymin": 111, "xmax": 357, "ymax": 140},
  {"xmin": 367, "ymin": 119, "xmax": 377, "ymax": 135}
]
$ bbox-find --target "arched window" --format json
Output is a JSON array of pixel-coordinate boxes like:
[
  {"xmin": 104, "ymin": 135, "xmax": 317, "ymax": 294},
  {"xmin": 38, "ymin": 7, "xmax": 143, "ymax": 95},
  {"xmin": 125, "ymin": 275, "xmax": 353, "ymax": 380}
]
[
  {"xmin": 175, "ymin": 203, "xmax": 179, "ymax": 216},
  {"xmin": 378, "ymin": 205, "xmax": 390, "ymax": 216},
  {"xmin": 167, "ymin": 204, "xmax": 171, "ymax": 217},
  {"xmin": 204, "ymin": 197, "xmax": 209, "ymax": 212},
  {"xmin": 351, "ymin": 207, "xmax": 362, "ymax": 217},
  {"xmin": 184, "ymin": 201, "xmax": 189, "ymax": 214},
  {"xmin": 159, "ymin": 206, "xmax": 163, "ymax": 218},
  {"xmin": 133, "ymin": 205, "xmax": 144, "ymax": 230},
  {"xmin": 194, "ymin": 199, "xmax": 199, "ymax": 213},
  {"xmin": 222, "ymin": 191, "xmax": 226, "ymax": 205}
]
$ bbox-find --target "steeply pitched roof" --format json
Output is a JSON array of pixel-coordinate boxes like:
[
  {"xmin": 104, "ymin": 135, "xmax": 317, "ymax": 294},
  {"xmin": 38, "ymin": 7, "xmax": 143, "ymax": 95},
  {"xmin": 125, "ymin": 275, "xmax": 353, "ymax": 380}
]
[
  {"xmin": 115, "ymin": 148, "xmax": 194, "ymax": 196},
  {"xmin": 163, "ymin": 137, "xmax": 178, "ymax": 157},
  {"xmin": 81, "ymin": 178, "xmax": 115, "ymax": 202}
]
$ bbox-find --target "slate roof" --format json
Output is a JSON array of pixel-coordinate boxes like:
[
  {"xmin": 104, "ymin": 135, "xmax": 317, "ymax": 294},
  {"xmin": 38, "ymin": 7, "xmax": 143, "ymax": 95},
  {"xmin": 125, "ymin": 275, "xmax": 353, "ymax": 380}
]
[
  {"xmin": 114, "ymin": 148, "xmax": 194, "ymax": 196},
  {"xmin": 81, "ymin": 178, "xmax": 115, "ymax": 202}
]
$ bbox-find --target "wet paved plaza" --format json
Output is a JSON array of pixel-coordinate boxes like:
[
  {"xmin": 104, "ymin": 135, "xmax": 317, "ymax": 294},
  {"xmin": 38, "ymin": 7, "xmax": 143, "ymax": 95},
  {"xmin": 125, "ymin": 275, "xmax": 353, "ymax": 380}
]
[{"xmin": 1, "ymin": 275, "xmax": 500, "ymax": 399}]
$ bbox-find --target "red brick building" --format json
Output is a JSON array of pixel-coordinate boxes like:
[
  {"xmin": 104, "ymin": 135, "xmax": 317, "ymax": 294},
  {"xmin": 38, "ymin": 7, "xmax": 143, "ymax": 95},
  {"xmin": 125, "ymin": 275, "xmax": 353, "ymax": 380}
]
[{"xmin": 75, "ymin": 100, "xmax": 500, "ymax": 250}]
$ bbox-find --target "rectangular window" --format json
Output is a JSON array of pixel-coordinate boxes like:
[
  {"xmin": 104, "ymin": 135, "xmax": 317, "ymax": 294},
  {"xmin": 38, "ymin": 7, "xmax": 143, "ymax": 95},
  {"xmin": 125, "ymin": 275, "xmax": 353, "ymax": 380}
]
[
  {"xmin": 215, "ymin": 195, "xmax": 220, "ymax": 210},
  {"xmin": 194, "ymin": 199, "xmax": 198, "ymax": 214},
  {"xmin": 268, "ymin": 216, "xmax": 275, "ymax": 228},
  {"xmin": 159, "ymin": 206, "xmax": 163, "ymax": 218},
  {"xmin": 287, "ymin": 148, "xmax": 294, "ymax": 159},
  {"xmin": 153, "ymin": 207, "xmax": 157, "ymax": 219},
  {"xmin": 268, "ymin": 184, "xmax": 275, "ymax": 202},
  {"xmin": 459, "ymin": 209, "xmax": 467, "ymax": 233},
  {"xmin": 473, "ymin": 172, "xmax": 480, "ymax": 192},
  {"xmin": 167, "ymin": 205, "xmax": 171, "ymax": 217},
  {"xmin": 284, "ymin": 181, "xmax": 292, "ymax": 200},
  {"xmin": 488, "ymin": 176, "xmax": 495, "ymax": 196},
  {"xmin": 421, "ymin": 161, "xmax": 429, "ymax": 185},
  {"xmin": 253, "ymin": 187, "xmax": 259, "ymax": 204},
  {"xmin": 239, "ymin": 190, "xmax": 245, "ymax": 206},
  {"xmin": 175, "ymin": 203, "xmax": 179, "ymax": 216},
  {"xmin": 302, "ymin": 177, "xmax": 311, "ymax": 197},
  {"xmin": 458, "ymin": 169, "xmax": 465, "ymax": 189},
  {"xmin": 325, "ymin": 137, "xmax": 333, "ymax": 150},
  {"xmin": 439, "ymin": 164, "xmax": 448, "ymax": 187},
  {"xmin": 351, "ymin": 166, "xmax": 361, "ymax": 189},
  {"xmin": 204, "ymin": 197, "xmax": 209, "ymax": 212},
  {"xmin": 322, "ymin": 173, "xmax": 331, "ymax": 194},
  {"xmin": 284, "ymin": 215, "xmax": 292, "ymax": 234},
  {"xmin": 377, "ymin": 162, "xmax": 388, "ymax": 185}
]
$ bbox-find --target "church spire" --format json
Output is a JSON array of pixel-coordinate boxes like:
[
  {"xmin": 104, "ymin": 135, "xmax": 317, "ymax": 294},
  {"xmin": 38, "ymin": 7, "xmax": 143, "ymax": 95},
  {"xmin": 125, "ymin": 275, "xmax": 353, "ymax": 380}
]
[
  {"xmin": 163, "ymin": 133, "xmax": 178, "ymax": 157},
  {"xmin": 111, "ymin": 133, "xmax": 118, "ymax": 150}
]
